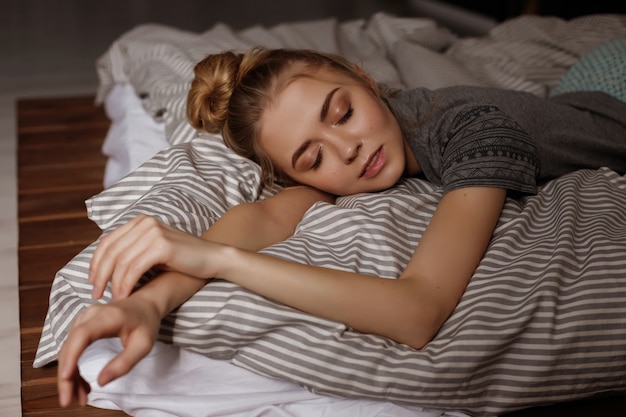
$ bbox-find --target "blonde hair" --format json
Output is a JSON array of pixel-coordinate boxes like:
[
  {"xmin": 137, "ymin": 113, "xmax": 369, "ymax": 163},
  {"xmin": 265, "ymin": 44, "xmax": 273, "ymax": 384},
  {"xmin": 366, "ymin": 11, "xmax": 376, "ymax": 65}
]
[{"xmin": 186, "ymin": 47, "xmax": 385, "ymax": 190}]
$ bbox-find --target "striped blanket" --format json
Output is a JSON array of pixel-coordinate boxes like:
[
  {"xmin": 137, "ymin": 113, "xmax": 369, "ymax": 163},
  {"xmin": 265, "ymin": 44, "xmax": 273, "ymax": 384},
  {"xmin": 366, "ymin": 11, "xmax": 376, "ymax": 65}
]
[{"xmin": 35, "ymin": 12, "xmax": 626, "ymax": 416}]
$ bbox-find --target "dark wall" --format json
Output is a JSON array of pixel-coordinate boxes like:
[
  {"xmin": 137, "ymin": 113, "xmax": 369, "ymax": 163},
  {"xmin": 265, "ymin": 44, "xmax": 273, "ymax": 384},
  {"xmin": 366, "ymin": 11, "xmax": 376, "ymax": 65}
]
[
  {"xmin": 0, "ymin": 0, "xmax": 411, "ymax": 84},
  {"xmin": 441, "ymin": 0, "xmax": 626, "ymax": 21},
  {"xmin": 3, "ymin": 0, "xmax": 621, "ymax": 88}
]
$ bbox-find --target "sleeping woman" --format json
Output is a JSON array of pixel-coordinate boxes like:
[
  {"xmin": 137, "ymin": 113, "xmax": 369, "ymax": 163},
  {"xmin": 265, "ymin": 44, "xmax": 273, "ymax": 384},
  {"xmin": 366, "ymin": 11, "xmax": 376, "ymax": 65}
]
[{"xmin": 58, "ymin": 39, "xmax": 626, "ymax": 407}]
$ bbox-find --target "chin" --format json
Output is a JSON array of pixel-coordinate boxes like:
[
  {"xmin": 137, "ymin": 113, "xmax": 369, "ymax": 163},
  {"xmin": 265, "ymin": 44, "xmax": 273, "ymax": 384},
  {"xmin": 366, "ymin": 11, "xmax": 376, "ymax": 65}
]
[
  {"xmin": 356, "ymin": 182, "xmax": 395, "ymax": 194},
  {"xmin": 332, "ymin": 175, "xmax": 401, "ymax": 196},
  {"xmin": 377, "ymin": 172, "xmax": 403, "ymax": 191}
]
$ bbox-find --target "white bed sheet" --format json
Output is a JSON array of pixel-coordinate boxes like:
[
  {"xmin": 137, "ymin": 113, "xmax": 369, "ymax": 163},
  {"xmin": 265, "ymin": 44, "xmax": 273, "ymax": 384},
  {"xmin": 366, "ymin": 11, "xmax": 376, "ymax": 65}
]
[
  {"xmin": 82, "ymin": 339, "xmax": 466, "ymax": 417},
  {"xmin": 92, "ymin": 83, "xmax": 467, "ymax": 417},
  {"xmin": 102, "ymin": 83, "xmax": 170, "ymax": 188}
]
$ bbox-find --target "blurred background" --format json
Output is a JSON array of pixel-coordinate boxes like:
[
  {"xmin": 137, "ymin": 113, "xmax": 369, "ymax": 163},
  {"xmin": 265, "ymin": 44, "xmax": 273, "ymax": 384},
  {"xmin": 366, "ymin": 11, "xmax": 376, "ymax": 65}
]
[{"xmin": 2, "ymin": 0, "xmax": 625, "ymax": 96}]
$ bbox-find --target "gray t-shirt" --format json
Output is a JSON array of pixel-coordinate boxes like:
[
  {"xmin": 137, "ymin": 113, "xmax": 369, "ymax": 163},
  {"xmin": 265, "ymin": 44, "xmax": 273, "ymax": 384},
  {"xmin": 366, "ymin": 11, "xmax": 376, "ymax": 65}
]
[{"xmin": 390, "ymin": 86, "xmax": 626, "ymax": 195}]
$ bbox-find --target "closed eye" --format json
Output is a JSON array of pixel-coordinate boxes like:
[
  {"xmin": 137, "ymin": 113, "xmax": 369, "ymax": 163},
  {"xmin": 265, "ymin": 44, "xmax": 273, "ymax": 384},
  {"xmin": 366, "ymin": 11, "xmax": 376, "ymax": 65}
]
[
  {"xmin": 336, "ymin": 107, "xmax": 353, "ymax": 126},
  {"xmin": 311, "ymin": 147, "xmax": 323, "ymax": 170}
]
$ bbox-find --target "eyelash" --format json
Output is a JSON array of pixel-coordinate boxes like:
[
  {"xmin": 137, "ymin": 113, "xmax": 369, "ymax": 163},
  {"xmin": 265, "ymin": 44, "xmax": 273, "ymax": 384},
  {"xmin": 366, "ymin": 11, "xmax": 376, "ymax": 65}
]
[
  {"xmin": 309, "ymin": 106, "xmax": 352, "ymax": 171},
  {"xmin": 311, "ymin": 147, "xmax": 323, "ymax": 170},
  {"xmin": 336, "ymin": 107, "xmax": 353, "ymax": 125}
]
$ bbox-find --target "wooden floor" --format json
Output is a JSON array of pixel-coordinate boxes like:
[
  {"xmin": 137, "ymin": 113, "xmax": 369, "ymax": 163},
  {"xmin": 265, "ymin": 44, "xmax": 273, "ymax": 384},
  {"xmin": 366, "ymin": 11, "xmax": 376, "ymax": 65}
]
[{"xmin": 18, "ymin": 95, "xmax": 126, "ymax": 416}]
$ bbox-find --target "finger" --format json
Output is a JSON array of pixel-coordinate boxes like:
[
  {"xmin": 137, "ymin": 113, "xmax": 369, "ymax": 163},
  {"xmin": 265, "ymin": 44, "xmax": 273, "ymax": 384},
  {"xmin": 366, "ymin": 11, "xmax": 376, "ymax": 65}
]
[
  {"xmin": 58, "ymin": 326, "xmax": 95, "ymax": 383},
  {"xmin": 90, "ymin": 216, "xmax": 144, "ymax": 282},
  {"xmin": 97, "ymin": 328, "xmax": 155, "ymax": 386},
  {"xmin": 90, "ymin": 227, "xmax": 134, "ymax": 299},
  {"xmin": 76, "ymin": 376, "xmax": 91, "ymax": 406},
  {"xmin": 91, "ymin": 216, "xmax": 152, "ymax": 299},
  {"xmin": 59, "ymin": 318, "xmax": 102, "ymax": 378},
  {"xmin": 58, "ymin": 310, "xmax": 112, "ymax": 406},
  {"xmin": 57, "ymin": 305, "xmax": 130, "ymax": 380},
  {"xmin": 110, "ymin": 222, "xmax": 173, "ymax": 300},
  {"xmin": 112, "ymin": 217, "xmax": 195, "ymax": 299},
  {"xmin": 60, "ymin": 372, "xmax": 90, "ymax": 408},
  {"xmin": 58, "ymin": 373, "xmax": 74, "ymax": 407},
  {"xmin": 110, "ymin": 236, "xmax": 165, "ymax": 299}
]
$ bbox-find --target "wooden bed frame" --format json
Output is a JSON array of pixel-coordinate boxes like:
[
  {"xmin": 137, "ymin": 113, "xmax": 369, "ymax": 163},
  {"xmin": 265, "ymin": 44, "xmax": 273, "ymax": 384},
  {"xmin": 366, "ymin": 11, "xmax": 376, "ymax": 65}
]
[
  {"xmin": 17, "ymin": 96, "xmax": 624, "ymax": 416},
  {"xmin": 18, "ymin": 95, "xmax": 126, "ymax": 416}
]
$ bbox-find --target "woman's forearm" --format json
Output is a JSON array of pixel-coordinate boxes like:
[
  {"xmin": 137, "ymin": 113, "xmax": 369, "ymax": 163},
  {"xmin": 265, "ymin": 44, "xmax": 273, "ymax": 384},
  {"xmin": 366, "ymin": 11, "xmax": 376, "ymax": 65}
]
[
  {"xmin": 217, "ymin": 246, "xmax": 441, "ymax": 349},
  {"xmin": 128, "ymin": 244, "xmax": 435, "ymax": 348},
  {"xmin": 213, "ymin": 187, "xmax": 506, "ymax": 349},
  {"xmin": 125, "ymin": 187, "xmax": 333, "ymax": 316},
  {"xmin": 131, "ymin": 271, "xmax": 207, "ymax": 319}
]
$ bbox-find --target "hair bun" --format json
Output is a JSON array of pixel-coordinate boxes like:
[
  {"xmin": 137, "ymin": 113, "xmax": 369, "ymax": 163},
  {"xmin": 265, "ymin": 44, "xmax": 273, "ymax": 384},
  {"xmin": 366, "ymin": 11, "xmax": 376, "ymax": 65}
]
[{"xmin": 187, "ymin": 51, "xmax": 243, "ymax": 133}]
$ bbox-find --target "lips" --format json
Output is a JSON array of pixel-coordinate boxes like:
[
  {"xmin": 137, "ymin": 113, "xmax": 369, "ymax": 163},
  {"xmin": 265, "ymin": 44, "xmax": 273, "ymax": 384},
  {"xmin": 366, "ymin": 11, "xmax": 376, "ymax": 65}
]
[{"xmin": 360, "ymin": 146, "xmax": 384, "ymax": 179}]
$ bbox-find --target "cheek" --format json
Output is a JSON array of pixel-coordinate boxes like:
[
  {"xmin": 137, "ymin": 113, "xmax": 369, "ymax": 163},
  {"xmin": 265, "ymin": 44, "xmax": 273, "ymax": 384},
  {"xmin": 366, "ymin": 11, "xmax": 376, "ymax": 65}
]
[
  {"xmin": 364, "ymin": 105, "xmax": 388, "ymax": 132},
  {"xmin": 314, "ymin": 170, "xmax": 349, "ymax": 193}
]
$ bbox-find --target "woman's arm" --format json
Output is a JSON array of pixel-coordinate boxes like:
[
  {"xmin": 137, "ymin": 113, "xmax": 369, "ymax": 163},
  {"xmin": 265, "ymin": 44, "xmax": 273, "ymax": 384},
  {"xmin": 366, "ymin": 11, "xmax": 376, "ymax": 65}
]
[
  {"xmin": 90, "ymin": 185, "xmax": 505, "ymax": 349},
  {"xmin": 59, "ymin": 185, "xmax": 332, "ymax": 406},
  {"xmin": 58, "ymin": 270, "xmax": 203, "ymax": 407},
  {"xmin": 59, "ymin": 185, "xmax": 504, "ymax": 406},
  {"xmin": 215, "ymin": 187, "xmax": 506, "ymax": 348},
  {"xmin": 91, "ymin": 185, "xmax": 334, "ymax": 300}
]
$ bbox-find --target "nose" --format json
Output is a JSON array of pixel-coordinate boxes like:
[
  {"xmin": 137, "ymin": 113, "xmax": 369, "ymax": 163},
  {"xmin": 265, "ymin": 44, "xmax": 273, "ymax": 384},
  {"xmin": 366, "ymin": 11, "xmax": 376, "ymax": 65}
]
[
  {"xmin": 333, "ymin": 136, "xmax": 361, "ymax": 164},
  {"xmin": 344, "ymin": 142, "xmax": 361, "ymax": 164},
  {"xmin": 321, "ymin": 127, "xmax": 362, "ymax": 164}
]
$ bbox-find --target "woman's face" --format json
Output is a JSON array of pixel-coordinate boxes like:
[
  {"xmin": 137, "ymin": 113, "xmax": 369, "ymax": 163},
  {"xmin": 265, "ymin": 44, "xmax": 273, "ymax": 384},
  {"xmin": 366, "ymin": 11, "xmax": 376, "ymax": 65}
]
[{"xmin": 258, "ymin": 67, "xmax": 411, "ymax": 196}]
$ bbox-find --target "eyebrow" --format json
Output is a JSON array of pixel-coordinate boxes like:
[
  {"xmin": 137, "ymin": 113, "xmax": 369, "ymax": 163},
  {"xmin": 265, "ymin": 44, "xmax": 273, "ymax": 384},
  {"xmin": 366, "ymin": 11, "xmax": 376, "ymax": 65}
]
[
  {"xmin": 291, "ymin": 87, "xmax": 340, "ymax": 169},
  {"xmin": 291, "ymin": 139, "xmax": 312, "ymax": 169},
  {"xmin": 320, "ymin": 87, "xmax": 340, "ymax": 122}
]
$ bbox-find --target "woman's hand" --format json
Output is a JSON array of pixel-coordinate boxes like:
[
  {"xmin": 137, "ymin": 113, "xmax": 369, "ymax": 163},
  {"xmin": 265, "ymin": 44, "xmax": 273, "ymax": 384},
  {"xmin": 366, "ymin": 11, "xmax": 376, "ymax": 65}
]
[
  {"xmin": 90, "ymin": 187, "xmax": 332, "ymax": 301},
  {"xmin": 57, "ymin": 295, "xmax": 161, "ymax": 407},
  {"xmin": 90, "ymin": 215, "xmax": 223, "ymax": 300}
]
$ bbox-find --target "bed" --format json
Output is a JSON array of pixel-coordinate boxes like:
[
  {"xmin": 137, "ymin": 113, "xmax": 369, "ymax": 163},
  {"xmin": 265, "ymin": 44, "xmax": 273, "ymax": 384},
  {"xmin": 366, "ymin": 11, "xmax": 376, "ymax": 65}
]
[{"xmin": 32, "ymin": 11, "xmax": 626, "ymax": 417}]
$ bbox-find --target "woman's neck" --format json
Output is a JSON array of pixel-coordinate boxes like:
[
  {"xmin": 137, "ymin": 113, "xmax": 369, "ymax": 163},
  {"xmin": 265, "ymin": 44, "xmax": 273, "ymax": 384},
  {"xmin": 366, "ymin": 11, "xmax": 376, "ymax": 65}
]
[{"xmin": 403, "ymin": 140, "xmax": 421, "ymax": 177}]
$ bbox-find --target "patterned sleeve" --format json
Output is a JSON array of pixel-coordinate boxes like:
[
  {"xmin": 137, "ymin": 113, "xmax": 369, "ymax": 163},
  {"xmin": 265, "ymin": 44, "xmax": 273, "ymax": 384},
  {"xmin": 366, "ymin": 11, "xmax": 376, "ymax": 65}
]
[{"xmin": 440, "ymin": 105, "xmax": 540, "ymax": 195}]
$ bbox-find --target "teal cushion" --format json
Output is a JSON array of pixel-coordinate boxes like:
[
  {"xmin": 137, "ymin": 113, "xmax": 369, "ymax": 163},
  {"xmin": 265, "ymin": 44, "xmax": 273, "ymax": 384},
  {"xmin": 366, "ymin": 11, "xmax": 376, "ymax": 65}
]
[{"xmin": 551, "ymin": 37, "xmax": 626, "ymax": 102}]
